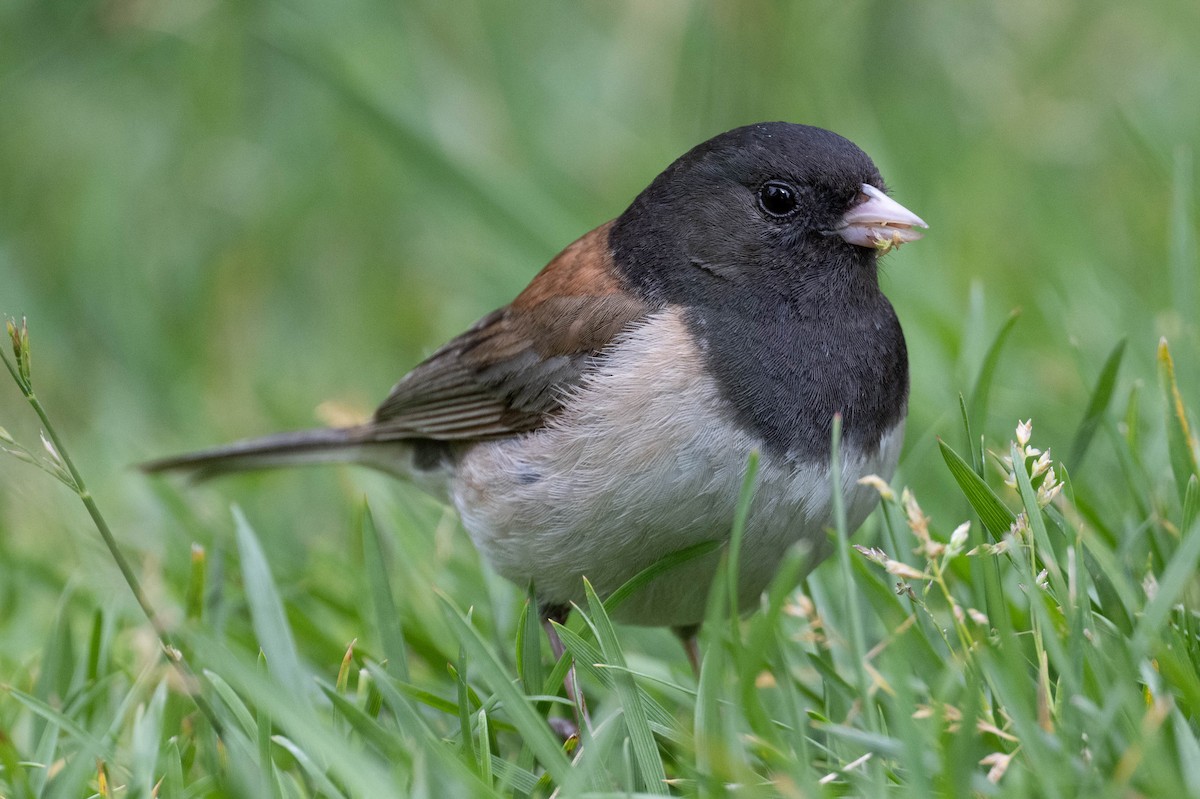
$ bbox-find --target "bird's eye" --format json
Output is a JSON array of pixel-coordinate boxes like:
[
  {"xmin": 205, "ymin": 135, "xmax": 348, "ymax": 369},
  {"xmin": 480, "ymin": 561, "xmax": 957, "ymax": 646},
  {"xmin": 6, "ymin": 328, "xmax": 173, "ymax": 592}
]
[{"xmin": 757, "ymin": 181, "xmax": 798, "ymax": 218}]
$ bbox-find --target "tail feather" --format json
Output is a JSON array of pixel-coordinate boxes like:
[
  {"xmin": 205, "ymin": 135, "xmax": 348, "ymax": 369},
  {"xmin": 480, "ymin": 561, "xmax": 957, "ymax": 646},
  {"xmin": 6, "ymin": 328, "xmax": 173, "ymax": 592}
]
[{"xmin": 140, "ymin": 428, "xmax": 370, "ymax": 481}]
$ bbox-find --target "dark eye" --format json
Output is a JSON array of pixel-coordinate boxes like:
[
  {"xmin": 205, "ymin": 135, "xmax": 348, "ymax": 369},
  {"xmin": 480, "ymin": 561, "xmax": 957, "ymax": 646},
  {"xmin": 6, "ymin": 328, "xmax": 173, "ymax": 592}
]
[{"xmin": 757, "ymin": 181, "xmax": 798, "ymax": 218}]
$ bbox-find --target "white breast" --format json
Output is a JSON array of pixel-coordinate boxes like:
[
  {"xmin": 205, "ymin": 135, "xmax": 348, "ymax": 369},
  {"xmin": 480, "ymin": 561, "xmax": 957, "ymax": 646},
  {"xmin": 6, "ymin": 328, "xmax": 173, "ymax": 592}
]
[{"xmin": 451, "ymin": 308, "xmax": 903, "ymax": 627}]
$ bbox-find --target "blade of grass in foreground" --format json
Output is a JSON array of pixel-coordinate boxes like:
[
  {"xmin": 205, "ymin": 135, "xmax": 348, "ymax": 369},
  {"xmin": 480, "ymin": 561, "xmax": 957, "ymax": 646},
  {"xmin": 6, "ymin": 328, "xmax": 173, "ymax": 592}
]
[
  {"xmin": 271, "ymin": 735, "xmax": 350, "ymax": 798},
  {"xmin": 541, "ymin": 539, "xmax": 722, "ymax": 698},
  {"xmin": 361, "ymin": 504, "xmax": 409, "ymax": 681},
  {"xmin": 517, "ymin": 587, "xmax": 545, "ymax": 698},
  {"xmin": 129, "ymin": 680, "xmax": 169, "ymax": 799},
  {"xmin": 553, "ymin": 623, "xmax": 685, "ymax": 746},
  {"xmin": 1185, "ymin": 475, "xmax": 1200, "ymax": 534},
  {"xmin": 583, "ymin": 578, "xmax": 669, "ymax": 795},
  {"xmin": 959, "ymin": 393, "xmax": 982, "ymax": 476},
  {"xmin": 0, "ymin": 319, "xmax": 223, "ymax": 733},
  {"xmin": 6, "ymin": 687, "xmax": 114, "ymax": 765},
  {"xmin": 435, "ymin": 594, "xmax": 574, "ymax": 786},
  {"xmin": 938, "ymin": 438, "xmax": 1016, "ymax": 539},
  {"xmin": 604, "ymin": 539, "xmax": 725, "ymax": 614},
  {"xmin": 1134, "ymin": 516, "xmax": 1200, "ymax": 656},
  {"xmin": 725, "ymin": 450, "xmax": 761, "ymax": 640},
  {"xmin": 233, "ymin": 507, "xmax": 312, "ymax": 707},
  {"xmin": 829, "ymin": 416, "xmax": 874, "ymax": 736},
  {"xmin": 205, "ymin": 669, "xmax": 258, "ymax": 738},
  {"xmin": 692, "ymin": 618, "xmax": 728, "ymax": 794},
  {"xmin": 194, "ymin": 641, "xmax": 420, "ymax": 797}
]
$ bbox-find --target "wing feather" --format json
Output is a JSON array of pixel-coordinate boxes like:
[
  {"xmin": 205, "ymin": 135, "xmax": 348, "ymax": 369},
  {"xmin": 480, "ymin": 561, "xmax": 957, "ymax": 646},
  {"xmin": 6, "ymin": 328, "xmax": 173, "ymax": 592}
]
[{"xmin": 366, "ymin": 223, "xmax": 651, "ymax": 441}]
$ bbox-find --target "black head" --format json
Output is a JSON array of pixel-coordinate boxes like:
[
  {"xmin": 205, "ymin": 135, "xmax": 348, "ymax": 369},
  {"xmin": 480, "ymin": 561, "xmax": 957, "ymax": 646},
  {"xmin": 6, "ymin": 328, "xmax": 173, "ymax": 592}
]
[
  {"xmin": 610, "ymin": 122, "xmax": 909, "ymax": 307},
  {"xmin": 608, "ymin": 123, "xmax": 920, "ymax": 460}
]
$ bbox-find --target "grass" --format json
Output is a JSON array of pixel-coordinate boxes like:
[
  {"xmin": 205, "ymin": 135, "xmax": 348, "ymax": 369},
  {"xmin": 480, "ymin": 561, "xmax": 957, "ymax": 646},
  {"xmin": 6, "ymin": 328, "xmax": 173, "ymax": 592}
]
[
  {"xmin": 5, "ymin": 319, "xmax": 1200, "ymax": 797},
  {"xmin": 2, "ymin": 0, "xmax": 1200, "ymax": 796}
]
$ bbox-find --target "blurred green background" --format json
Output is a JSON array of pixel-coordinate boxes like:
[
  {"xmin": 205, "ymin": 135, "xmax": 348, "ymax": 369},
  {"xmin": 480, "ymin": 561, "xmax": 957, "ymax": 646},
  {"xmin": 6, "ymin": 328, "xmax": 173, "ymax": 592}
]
[{"xmin": 1, "ymin": 0, "xmax": 1198, "ymax": 671}]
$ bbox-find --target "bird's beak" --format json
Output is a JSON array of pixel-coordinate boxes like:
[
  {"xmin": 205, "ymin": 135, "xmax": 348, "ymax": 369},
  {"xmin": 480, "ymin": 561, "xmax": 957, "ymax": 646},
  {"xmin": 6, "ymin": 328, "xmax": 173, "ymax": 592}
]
[{"xmin": 837, "ymin": 184, "xmax": 928, "ymax": 252}]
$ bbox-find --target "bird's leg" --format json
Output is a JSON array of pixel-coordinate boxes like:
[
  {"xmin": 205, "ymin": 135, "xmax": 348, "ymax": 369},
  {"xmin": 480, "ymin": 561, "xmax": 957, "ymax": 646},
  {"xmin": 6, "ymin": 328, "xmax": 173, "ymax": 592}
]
[
  {"xmin": 674, "ymin": 623, "xmax": 702, "ymax": 677},
  {"xmin": 540, "ymin": 602, "xmax": 591, "ymax": 737}
]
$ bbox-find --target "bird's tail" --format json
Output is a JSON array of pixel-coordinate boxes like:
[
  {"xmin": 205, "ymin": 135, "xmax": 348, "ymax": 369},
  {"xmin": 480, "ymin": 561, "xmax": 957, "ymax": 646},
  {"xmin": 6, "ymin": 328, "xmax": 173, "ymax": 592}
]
[{"xmin": 140, "ymin": 427, "xmax": 374, "ymax": 481}]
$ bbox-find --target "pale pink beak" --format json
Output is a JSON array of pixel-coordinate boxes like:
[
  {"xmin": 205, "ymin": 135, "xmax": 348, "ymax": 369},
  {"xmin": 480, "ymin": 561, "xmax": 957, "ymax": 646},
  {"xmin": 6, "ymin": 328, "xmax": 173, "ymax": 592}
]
[{"xmin": 837, "ymin": 184, "xmax": 928, "ymax": 251}]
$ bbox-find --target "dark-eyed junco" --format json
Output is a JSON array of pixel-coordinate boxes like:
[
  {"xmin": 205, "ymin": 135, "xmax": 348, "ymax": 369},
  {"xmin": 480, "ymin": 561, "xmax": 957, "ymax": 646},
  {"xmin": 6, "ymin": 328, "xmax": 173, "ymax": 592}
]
[{"xmin": 144, "ymin": 122, "xmax": 925, "ymax": 669}]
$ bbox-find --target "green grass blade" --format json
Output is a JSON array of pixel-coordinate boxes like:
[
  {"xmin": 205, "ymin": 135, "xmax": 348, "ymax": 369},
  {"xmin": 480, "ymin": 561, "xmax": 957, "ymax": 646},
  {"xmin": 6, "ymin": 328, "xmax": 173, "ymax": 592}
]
[
  {"xmin": 604, "ymin": 539, "xmax": 724, "ymax": 615},
  {"xmin": 552, "ymin": 622, "xmax": 685, "ymax": 746},
  {"xmin": 938, "ymin": 438, "xmax": 1017, "ymax": 538},
  {"xmin": 958, "ymin": 392, "xmax": 981, "ymax": 475},
  {"xmin": 84, "ymin": 608, "xmax": 103, "ymax": 691},
  {"xmin": 1185, "ymin": 475, "xmax": 1200, "ymax": 534},
  {"xmin": 203, "ymin": 669, "xmax": 258, "ymax": 737},
  {"xmin": 256, "ymin": 654, "xmax": 280, "ymax": 799},
  {"xmin": 388, "ymin": 676, "xmax": 485, "ymax": 718},
  {"xmin": 744, "ymin": 543, "xmax": 812, "ymax": 662},
  {"xmin": 488, "ymin": 757, "xmax": 539, "ymax": 795},
  {"xmin": 1156, "ymin": 635, "xmax": 1200, "ymax": 722},
  {"xmin": 31, "ymin": 597, "xmax": 74, "ymax": 738},
  {"xmin": 692, "ymin": 636, "xmax": 726, "ymax": 794},
  {"xmin": 1077, "ymin": 524, "xmax": 1140, "ymax": 628},
  {"xmin": 455, "ymin": 638, "xmax": 478, "ymax": 764},
  {"xmin": 1171, "ymin": 707, "xmax": 1200, "ymax": 796},
  {"xmin": 130, "ymin": 680, "xmax": 168, "ymax": 799},
  {"xmin": 550, "ymin": 623, "xmax": 610, "ymax": 689},
  {"xmin": 477, "ymin": 709, "xmax": 493, "ymax": 788},
  {"xmin": 232, "ymin": 507, "xmax": 311, "ymax": 705},
  {"xmin": 829, "ymin": 415, "xmax": 876, "ymax": 746},
  {"xmin": 583, "ymin": 579, "xmax": 669, "ymax": 794},
  {"xmin": 726, "ymin": 450, "xmax": 761, "ymax": 626},
  {"xmin": 197, "ymin": 642, "xmax": 420, "ymax": 796},
  {"xmin": 163, "ymin": 739, "xmax": 186, "ymax": 798},
  {"xmin": 319, "ymin": 685, "xmax": 408, "ymax": 761},
  {"xmin": 270, "ymin": 735, "xmax": 349, "ymax": 799},
  {"xmin": 5, "ymin": 686, "xmax": 113, "ymax": 763},
  {"xmin": 435, "ymin": 594, "xmax": 573, "ymax": 786},
  {"xmin": 1070, "ymin": 338, "xmax": 1127, "ymax": 467},
  {"xmin": 1134, "ymin": 517, "xmax": 1200, "ymax": 655},
  {"xmin": 820, "ymin": 723, "xmax": 912, "ymax": 761},
  {"xmin": 1124, "ymin": 380, "xmax": 1143, "ymax": 453},
  {"xmin": 361, "ymin": 504, "xmax": 409, "ymax": 681},
  {"xmin": 29, "ymin": 713, "xmax": 60, "ymax": 796},
  {"xmin": 517, "ymin": 589, "xmax": 544, "ymax": 698},
  {"xmin": 364, "ymin": 661, "xmax": 456, "ymax": 743},
  {"xmin": 540, "ymin": 539, "xmax": 723, "ymax": 699}
]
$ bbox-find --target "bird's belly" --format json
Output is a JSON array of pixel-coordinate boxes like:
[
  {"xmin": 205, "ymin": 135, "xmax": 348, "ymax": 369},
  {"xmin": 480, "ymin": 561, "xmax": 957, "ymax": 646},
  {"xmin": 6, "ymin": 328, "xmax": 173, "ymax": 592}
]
[{"xmin": 451, "ymin": 309, "xmax": 903, "ymax": 627}]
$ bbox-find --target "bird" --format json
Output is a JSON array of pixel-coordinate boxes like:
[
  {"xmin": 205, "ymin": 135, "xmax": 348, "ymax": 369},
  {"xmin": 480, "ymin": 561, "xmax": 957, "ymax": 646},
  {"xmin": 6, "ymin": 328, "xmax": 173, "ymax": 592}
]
[{"xmin": 143, "ymin": 121, "xmax": 925, "ymax": 681}]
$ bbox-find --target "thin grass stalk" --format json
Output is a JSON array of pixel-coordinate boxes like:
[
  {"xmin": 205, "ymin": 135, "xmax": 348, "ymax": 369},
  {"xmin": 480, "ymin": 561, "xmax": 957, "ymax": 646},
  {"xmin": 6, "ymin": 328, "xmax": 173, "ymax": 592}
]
[{"xmin": 1, "ymin": 321, "xmax": 223, "ymax": 734}]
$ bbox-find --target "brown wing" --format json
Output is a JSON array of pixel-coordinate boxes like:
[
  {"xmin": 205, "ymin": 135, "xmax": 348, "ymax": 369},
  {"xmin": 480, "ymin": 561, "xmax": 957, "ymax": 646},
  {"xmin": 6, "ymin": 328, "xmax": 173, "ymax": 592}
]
[{"xmin": 367, "ymin": 222, "xmax": 651, "ymax": 441}]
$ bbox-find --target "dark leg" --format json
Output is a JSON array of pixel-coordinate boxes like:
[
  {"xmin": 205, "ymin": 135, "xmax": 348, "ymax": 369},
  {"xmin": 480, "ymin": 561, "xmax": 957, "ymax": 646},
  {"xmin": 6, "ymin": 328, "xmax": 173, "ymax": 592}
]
[
  {"xmin": 540, "ymin": 602, "xmax": 591, "ymax": 736},
  {"xmin": 674, "ymin": 623, "xmax": 702, "ymax": 677}
]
